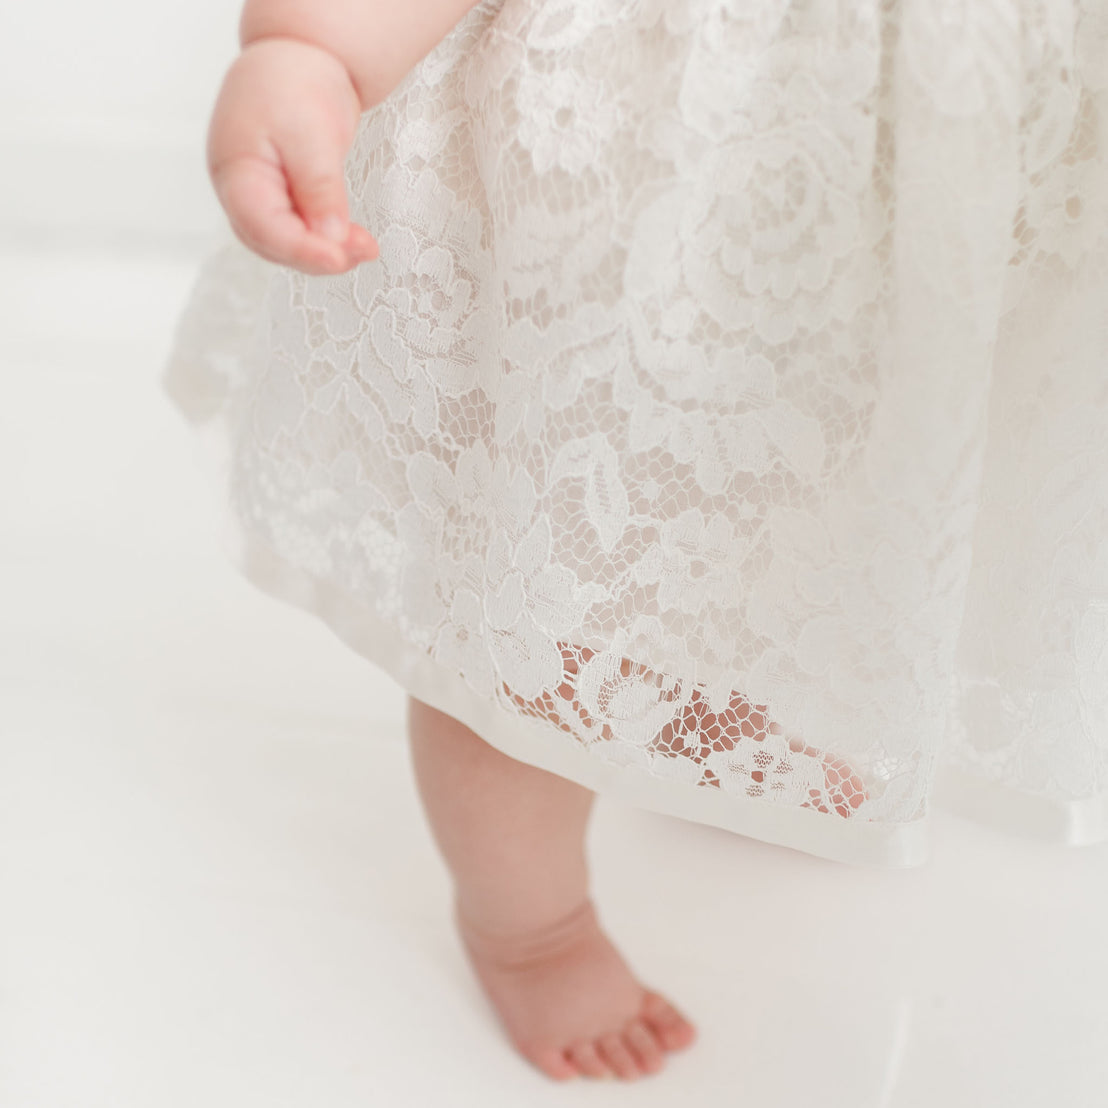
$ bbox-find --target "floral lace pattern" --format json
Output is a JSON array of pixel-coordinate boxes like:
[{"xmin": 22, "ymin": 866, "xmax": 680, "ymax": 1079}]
[{"xmin": 164, "ymin": 0, "xmax": 1108, "ymax": 858}]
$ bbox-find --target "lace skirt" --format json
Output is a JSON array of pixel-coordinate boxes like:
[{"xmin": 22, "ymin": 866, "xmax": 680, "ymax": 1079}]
[{"xmin": 162, "ymin": 0, "xmax": 1108, "ymax": 866}]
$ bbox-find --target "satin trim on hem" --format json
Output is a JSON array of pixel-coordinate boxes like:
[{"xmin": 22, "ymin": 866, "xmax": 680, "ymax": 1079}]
[{"xmin": 931, "ymin": 766, "xmax": 1108, "ymax": 846}]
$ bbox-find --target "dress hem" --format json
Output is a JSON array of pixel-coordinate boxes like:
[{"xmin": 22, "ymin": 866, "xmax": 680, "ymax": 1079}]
[
  {"xmin": 161, "ymin": 354, "xmax": 1108, "ymax": 869},
  {"xmin": 227, "ymin": 516, "xmax": 934, "ymax": 868},
  {"xmin": 161, "ymin": 362, "xmax": 931, "ymax": 869}
]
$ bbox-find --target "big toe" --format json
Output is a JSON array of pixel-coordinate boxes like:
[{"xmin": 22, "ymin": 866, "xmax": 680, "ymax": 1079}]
[{"xmin": 642, "ymin": 989, "xmax": 698, "ymax": 1051}]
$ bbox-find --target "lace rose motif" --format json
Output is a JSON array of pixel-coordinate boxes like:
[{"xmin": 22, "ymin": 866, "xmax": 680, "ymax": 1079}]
[
  {"xmin": 515, "ymin": 66, "xmax": 621, "ymax": 174},
  {"xmin": 411, "ymin": 438, "xmax": 609, "ymax": 702},
  {"xmin": 629, "ymin": 121, "xmax": 868, "ymax": 342}
]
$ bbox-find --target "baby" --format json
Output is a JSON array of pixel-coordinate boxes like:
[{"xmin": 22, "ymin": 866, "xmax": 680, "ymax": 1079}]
[{"xmin": 207, "ymin": 0, "xmax": 699, "ymax": 1082}]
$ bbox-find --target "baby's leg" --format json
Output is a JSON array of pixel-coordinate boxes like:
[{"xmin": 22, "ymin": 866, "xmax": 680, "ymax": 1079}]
[{"xmin": 407, "ymin": 695, "xmax": 696, "ymax": 1081}]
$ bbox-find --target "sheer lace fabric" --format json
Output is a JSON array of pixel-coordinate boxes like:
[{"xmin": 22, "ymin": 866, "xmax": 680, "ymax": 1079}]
[{"xmin": 163, "ymin": 0, "xmax": 1108, "ymax": 865}]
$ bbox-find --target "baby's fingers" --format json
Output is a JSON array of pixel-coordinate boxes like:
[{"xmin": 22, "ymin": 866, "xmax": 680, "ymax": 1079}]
[{"xmin": 214, "ymin": 150, "xmax": 378, "ymax": 276}]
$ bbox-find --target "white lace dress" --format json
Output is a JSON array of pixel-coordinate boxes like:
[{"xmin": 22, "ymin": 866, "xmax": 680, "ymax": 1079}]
[{"xmin": 162, "ymin": 0, "xmax": 1108, "ymax": 866}]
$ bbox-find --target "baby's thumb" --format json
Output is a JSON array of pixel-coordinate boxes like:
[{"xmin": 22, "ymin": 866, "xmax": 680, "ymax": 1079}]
[{"xmin": 282, "ymin": 129, "xmax": 353, "ymax": 244}]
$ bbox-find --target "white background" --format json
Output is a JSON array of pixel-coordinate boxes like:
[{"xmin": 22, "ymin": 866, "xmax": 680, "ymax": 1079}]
[
  {"xmin": 3, "ymin": 4, "xmax": 1108, "ymax": 1106},
  {"xmin": 1, "ymin": 0, "xmax": 235, "ymax": 249}
]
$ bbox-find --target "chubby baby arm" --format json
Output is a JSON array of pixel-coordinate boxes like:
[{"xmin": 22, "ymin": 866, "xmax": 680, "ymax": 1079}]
[{"xmin": 209, "ymin": 0, "xmax": 484, "ymax": 275}]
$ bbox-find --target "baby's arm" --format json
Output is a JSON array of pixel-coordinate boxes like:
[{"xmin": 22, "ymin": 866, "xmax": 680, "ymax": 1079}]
[
  {"xmin": 209, "ymin": 0, "xmax": 483, "ymax": 275},
  {"xmin": 239, "ymin": 0, "xmax": 484, "ymax": 113}
]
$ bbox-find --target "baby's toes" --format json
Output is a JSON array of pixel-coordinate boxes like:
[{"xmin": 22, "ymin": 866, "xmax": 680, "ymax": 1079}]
[
  {"xmin": 566, "ymin": 1039, "xmax": 611, "ymax": 1079},
  {"xmin": 596, "ymin": 1030, "xmax": 643, "ymax": 1079},
  {"xmin": 642, "ymin": 989, "xmax": 698, "ymax": 1051},
  {"xmin": 623, "ymin": 1017, "xmax": 667, "ymax": 1074}
]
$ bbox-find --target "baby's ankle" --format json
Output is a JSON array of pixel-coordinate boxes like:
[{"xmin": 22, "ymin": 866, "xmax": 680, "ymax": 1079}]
[{"xmin": 454, "ymin": 896, "xmax": 598, "ymax": 970}]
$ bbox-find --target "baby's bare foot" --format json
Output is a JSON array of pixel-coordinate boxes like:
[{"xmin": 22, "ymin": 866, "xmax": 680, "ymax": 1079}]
[{"xmin": 455, "ymin": 898, "xmax": 696, "ymax": 1081}]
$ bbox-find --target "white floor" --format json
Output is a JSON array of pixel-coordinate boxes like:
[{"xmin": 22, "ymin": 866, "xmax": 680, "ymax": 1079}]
[{"xmin": 3, "ymin": 243, "xmax": 1108, "ymax": 1108}]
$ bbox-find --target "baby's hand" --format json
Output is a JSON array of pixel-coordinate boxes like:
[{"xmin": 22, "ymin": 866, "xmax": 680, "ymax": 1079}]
[{"xmin": 207, "ymin": 38, "xmax": 379, "ymax": 275}]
